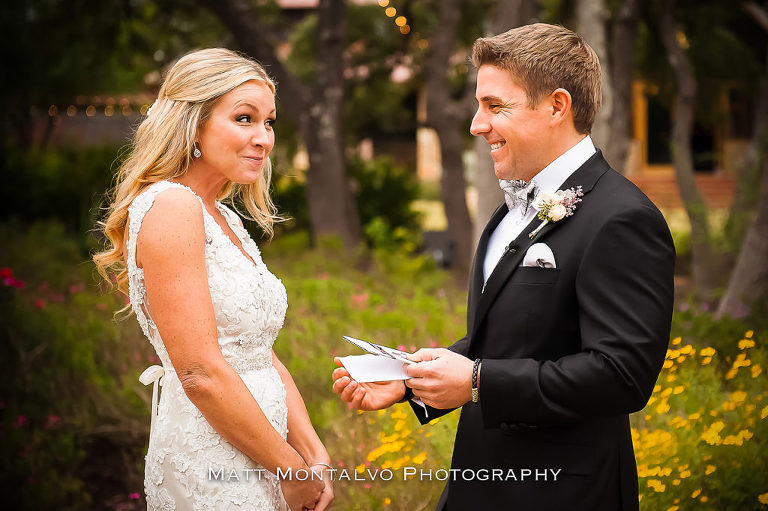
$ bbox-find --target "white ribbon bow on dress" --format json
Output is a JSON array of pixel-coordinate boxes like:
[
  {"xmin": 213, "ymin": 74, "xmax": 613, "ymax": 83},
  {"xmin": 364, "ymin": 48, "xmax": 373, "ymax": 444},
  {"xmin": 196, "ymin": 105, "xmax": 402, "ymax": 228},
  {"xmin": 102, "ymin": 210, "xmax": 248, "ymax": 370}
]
[{"xmin": 139, "ymin": 365, "xmax": 165, "ymax": 433}]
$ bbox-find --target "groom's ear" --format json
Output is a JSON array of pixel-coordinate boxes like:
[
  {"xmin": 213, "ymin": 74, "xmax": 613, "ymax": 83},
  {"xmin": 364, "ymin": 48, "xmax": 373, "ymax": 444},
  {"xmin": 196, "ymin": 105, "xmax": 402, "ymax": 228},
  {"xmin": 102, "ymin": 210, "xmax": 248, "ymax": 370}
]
[{"xmin": 547, "ymin": 88, "xmax": 573, "ymax": 128}]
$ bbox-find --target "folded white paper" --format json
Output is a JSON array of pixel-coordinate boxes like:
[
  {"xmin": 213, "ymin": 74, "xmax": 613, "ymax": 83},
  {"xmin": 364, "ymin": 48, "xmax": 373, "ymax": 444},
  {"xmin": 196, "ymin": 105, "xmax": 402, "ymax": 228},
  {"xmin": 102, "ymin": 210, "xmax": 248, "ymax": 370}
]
[
  {"xmin": 338, "ymin": 354, "xmax": 429, "ymax": 416},
  {"xmin": 338, "ymin": 354, "xmax": 410, "ymax": 383}
]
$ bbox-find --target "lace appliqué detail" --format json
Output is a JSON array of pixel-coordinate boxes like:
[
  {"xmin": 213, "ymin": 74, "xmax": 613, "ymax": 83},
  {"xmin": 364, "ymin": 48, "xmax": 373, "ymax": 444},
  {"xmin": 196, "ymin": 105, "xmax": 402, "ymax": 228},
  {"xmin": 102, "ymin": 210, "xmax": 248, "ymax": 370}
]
[{"xmin": 127, "ymin": 181, "xmax": 289, "ymax": 510}]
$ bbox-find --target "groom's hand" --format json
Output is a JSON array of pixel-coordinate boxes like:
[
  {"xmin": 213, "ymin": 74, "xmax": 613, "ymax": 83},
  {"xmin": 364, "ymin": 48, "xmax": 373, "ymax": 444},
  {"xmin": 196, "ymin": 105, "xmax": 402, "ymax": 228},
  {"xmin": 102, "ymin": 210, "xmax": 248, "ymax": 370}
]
[
  {"xmin": 332, "ymin": 358, "xmax": 405, "ymax": 411},
  {"xmin": 405, "ymin": 348, "xmax": 474, "ymax": 409}
]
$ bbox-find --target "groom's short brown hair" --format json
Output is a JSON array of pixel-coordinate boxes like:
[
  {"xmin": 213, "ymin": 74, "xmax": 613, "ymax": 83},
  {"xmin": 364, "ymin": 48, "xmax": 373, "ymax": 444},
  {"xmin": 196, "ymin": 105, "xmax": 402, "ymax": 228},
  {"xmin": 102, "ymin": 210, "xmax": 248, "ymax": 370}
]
[{"xmin": 471, "ymin": 23, "xmax": 602, "ymax": 134}]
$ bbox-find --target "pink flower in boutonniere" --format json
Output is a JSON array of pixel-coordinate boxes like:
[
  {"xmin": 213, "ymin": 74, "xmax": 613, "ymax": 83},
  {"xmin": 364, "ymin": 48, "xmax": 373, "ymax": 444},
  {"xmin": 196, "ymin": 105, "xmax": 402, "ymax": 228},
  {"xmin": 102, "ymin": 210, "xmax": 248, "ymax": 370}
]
[{"xmin": 529, "ymin": 186, "xmax": 584, "ymax": 239}]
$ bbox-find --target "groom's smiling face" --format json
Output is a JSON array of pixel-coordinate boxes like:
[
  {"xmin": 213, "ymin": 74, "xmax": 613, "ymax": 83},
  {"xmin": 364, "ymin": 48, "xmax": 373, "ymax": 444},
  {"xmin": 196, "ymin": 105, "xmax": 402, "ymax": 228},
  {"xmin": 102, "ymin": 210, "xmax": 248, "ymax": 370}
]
[{"xmin": 470, "ymin": 65, "xmax": 553, "ymax": 182}]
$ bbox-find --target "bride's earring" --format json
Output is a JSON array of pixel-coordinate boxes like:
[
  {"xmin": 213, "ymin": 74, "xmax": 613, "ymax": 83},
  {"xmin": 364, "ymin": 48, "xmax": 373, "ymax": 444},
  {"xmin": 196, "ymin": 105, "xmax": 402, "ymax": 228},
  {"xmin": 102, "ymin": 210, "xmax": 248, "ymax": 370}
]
[{"xmin": 193, "ymin": 143, "xmax": 202, "ymax": 158}]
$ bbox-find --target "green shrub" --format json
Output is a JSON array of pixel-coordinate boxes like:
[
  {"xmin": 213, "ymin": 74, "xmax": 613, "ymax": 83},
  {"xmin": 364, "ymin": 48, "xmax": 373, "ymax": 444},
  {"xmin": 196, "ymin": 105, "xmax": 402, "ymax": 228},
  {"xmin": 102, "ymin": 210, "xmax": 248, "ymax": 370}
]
[
  {"xmin": 0, "ymin": 145, "xmax": 120, "ymax": 240},
  {"xmin": 0, "ymin": 220, "xmax": 150, "ymax": 510}
]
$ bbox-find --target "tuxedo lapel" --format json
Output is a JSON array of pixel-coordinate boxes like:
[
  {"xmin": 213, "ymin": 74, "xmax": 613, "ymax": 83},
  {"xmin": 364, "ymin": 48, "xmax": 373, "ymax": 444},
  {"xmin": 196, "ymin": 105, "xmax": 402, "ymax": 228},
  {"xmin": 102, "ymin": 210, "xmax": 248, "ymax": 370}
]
[
  {"xmin": 469, "ymin": 151, "xmax": 611, "ymax": 341},
  {"xmin": 467, "ymin": 204, "xmax": 508, "ymax": 335}
]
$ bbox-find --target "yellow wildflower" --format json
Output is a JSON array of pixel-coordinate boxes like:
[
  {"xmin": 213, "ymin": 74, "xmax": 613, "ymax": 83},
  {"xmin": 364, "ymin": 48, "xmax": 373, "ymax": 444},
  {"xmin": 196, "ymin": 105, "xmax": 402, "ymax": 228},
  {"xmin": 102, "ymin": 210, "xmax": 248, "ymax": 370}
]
[
  {"xmin": 731, "ymin": 390, "xmax": 748, "ymax": 403},
  {"xmin": 673, "ymin": 385, "xmax": 685, "ymax": 394},
  {"xmin": 705, "ymin": 464, "xmax": 716, "ymax": 475},
  {"xmin": 745, "ymin": 330, "xmax": 754, "ymax": 338},
  {"xmin": 699, "ymin": 347, "xmax": 716, "ymax": 357},
  {"xmin": 761, "ymin": 405, "xmax": 768, "ymax": 419},
  {"xmin": 647, "ymin": 479, "xmax": 666, "ymax": 492},
  {"xmin": 752, "ymin": 364, "xmax": 762, "ymax": 378},
  {"xmin": 653, "ymin": 384, "xmax": 661, "ymax": 393},
  {"xmin": 356, "ymin": 463, "xmax": 366, "ymax": 474},
  {"xmin": 758, "ymin": 493, "xmax": 768, "ymax": 504},
  {"xmin": 701, "ymin": 356, "xmax": 712, "ymax": 365},
  {"xmin": 383, "ymin": 497, "xmax": 391, "ymax": 506},
  {"xmin": 391, "ymin": 408, "xmax": 407, "ymax": 420},
  {"xmin": 700, "ymin": 496, "xmax": 708, "ymax": 503},
  {"xmin": 738, "ymin": 339, "xmax": 755, "ymax": 350},
  {"xmin": 725, "ymin": 367, "xmax": 738, "ymax": 380},
  {"xmin": 701, "ymin": 422, "xmax": 725, "ymax": 445},
  {"xmin": 671, "ymin": 336, "xmax": 682, "ymax": 345},
  {"xmin": 666, "ymin": 374, "xmax": 677, "ymax": 382},
  {"xmin": 680, "ymin": 344, "xmax": 692, "ymax": 354},
  {"xmin": 691, "ymin": 489, "xmax": 701, "ymax": 498},
  {"xmin": 688, "ymin": 412, "xmax": 701, "ymax": 420},
  {"xmin": 656, "ymin": 400, "xmax": 670, "ymax": 414},
  {"xmin": 412, "ymin": 451, "xmax": 427, "ymax": 464},
  {"xmin": 679, "ymin": 469, "xmax": 691, "ymax": 478},
  {"xmin": 663, "ymin": 359, "xmax": 674, "ymax": 369}
]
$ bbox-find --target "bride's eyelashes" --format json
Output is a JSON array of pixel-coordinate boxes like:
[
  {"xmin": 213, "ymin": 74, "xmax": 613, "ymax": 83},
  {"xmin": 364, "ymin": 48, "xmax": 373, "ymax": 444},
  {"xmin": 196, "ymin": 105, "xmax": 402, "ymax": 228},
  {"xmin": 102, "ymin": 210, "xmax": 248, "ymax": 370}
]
[{"xmin": 234, "ymin": 114, "xmax": 277, "ymax": 127}]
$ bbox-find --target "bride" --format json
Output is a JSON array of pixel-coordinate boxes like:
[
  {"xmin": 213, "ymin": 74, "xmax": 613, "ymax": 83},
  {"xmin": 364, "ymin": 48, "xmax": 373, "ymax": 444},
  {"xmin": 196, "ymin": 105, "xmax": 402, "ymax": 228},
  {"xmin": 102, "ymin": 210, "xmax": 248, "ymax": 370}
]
[{"xmin": 94, "ymin": 48, "xmax": 333, "ymax": 510}]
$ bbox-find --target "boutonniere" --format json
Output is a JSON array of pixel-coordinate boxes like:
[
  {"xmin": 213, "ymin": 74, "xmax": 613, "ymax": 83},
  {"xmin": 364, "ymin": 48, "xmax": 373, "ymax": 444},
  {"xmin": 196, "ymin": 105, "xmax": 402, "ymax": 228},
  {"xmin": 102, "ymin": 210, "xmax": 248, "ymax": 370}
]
[{"xmin": 529, "ymin": 186, "xmax": 584, "ymax": 239}]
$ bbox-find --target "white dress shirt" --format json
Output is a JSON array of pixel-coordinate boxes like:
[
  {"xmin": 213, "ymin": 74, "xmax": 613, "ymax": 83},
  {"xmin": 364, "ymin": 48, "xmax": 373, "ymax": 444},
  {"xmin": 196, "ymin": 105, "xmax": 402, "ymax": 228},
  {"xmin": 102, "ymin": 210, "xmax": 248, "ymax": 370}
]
[{"xmin": 483, "ymin": 136, "xmax": 596, "ymax": 283}]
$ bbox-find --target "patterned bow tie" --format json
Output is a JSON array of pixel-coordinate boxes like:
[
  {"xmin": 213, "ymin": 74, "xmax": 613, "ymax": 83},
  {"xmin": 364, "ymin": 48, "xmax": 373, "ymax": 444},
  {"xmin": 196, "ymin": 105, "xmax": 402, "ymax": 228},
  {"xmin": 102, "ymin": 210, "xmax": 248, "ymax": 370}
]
[{"xmin": 499, "ymin": 179, "xmax": 540, "ymax": 217}]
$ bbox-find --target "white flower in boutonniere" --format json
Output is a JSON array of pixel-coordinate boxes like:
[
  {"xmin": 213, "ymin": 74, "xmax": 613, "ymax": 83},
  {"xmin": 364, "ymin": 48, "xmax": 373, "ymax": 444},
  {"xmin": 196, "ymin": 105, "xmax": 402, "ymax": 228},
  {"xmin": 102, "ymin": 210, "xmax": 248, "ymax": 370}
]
[{"xmin": 529, "ymin": 186, "xmax": 584, "ymax": 239}]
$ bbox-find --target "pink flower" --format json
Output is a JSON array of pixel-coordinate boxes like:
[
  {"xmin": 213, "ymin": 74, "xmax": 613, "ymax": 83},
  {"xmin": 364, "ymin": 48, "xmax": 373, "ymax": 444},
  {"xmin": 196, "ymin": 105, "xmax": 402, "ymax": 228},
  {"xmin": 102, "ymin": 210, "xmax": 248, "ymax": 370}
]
[
  {"xmin": 397, "ymin": 345, "xmax": 407, "ymax": 352},
  {"xmin": 549, "ymin": 204, "xmax": 567, "ymax": 221},
  {"xmin": 0, "ymin": 268, "xmax": 12, "ymax": 278},
  {"xmin": 364, "ymin": 483, "xmax": 371, "ymax": 489},
  {"xmin": 45, "ymin": 415, "xmax": 61, "ymax": 429},
  {"xmin": 129, "ymin": 493, "xmax": 140, "ymax": 500},
  {"xmin": 97, "ymin": 303, "xmax": 107, "ymax": 311},
  {"xmin": 317, "ymin": 273, "xmax": 330, "ymax": 280},
  {"xmin": 13, "ymin": 415, "xmax": 28, "ymax": 428},
  {"xmin": 350, "ymin": 293, "xmax": 369, "ymax": 307},
  {"xmin": 34, "ymin": 299, "xmax": 46, "ymax": 309},
  {"xmin": 4, "ymin": 276, "xmax": 26, "ymax": 288},
  {"xmin": 429, "ymin": 340, "xmax": 439, "ymax": 348},
  {"xmin": 69, "ymin": 283, "xmax": 84, "ymax": 294}
]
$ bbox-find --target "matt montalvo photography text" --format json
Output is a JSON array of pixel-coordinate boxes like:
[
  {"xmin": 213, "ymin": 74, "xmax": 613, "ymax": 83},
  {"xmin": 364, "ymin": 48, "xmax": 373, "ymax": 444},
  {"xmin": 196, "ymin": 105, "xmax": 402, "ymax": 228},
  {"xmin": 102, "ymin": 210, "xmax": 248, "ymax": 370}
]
[{"xmin": 209, "ymin": 466, "xmax": 563, "ymax": 483}]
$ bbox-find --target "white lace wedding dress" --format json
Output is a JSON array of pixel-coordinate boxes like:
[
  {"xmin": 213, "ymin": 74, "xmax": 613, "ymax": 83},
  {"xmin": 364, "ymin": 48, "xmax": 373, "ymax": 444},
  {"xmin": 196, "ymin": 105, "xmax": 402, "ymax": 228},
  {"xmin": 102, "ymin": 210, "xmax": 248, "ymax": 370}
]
[{"xmin": 127, "ymin": 181, "xmax": 289, "ymax": 510}]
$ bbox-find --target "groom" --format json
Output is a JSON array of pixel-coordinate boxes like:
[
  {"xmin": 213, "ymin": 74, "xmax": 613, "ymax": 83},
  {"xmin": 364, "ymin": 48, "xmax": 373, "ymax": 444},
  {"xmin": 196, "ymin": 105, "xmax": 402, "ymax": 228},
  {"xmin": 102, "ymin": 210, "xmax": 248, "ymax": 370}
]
[{"xmin": 333, "ymin": 23, "xmax": 674, "ymax": 510}]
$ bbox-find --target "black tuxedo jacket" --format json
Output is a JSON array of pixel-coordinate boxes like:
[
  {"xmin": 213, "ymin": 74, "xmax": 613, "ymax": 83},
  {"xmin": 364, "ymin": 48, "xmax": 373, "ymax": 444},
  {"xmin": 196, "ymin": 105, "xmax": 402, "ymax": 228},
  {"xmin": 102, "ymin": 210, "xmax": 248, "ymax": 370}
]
[{"xmin": 410, "ymin": 152, "xmax": 675, "ymax": 510}]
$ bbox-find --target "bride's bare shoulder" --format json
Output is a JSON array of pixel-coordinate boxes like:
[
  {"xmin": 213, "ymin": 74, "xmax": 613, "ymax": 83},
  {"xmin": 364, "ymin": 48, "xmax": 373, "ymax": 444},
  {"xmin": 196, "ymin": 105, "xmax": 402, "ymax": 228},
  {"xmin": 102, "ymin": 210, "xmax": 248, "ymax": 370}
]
[{"xmin": 136, "ymin": 187, "xmax": 206, "ymax": 268}]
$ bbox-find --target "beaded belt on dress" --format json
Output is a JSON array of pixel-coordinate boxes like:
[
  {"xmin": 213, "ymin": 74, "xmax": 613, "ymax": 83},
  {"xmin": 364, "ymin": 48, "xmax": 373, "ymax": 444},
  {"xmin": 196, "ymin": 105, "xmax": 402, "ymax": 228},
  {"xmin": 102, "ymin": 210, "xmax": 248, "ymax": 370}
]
[{"xmin": 139, "ymin": 351, "xmax": 273, "ymax": 434}]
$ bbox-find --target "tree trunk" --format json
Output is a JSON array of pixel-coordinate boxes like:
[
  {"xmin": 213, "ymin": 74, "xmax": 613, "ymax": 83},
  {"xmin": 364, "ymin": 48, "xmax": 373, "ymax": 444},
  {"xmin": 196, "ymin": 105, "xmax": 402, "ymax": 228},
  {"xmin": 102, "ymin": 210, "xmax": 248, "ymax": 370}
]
[
  {"xmin": 726, "ymin": 3, "xmax": 768, "ymax": 248},
  {"xmin": 576, "ymin": 0, "xmax": 612, "ymax": 150},
  {"xmin": 605, "ymin": 0, "xmax": 640, "ymax": 172},
  {"xmin": 472, "ymin": 0, "xmax": 539, "ymax": 247},
  {"xmin": 199, "ymin": 0, "xmax": 361, "ymax": 247},
  {"xmin": 717, "ymin": 157, "xmax": 768, "ymax": 318},
  {"xmin": 656, "ymin": 0, "xmax": 713, "ymax": 291},
  {"xmin": 426, "ymin": 0, "xmax": 473, "ymax": 276},
  {"xmin": 305, "ymin": 0, "xmax": 361, "ymax": 246},
  {"xmin": 717, "ymin": 2, "xmax": 768, "ymax": 317}
]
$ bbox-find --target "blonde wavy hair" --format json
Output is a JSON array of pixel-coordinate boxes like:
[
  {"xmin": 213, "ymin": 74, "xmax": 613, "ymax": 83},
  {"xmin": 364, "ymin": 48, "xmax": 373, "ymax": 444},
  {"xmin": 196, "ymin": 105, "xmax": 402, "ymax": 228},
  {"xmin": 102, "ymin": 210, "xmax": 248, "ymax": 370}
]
[{"xmin": 94, "ymin": 48, "xmax": 279, "ymax": 299}]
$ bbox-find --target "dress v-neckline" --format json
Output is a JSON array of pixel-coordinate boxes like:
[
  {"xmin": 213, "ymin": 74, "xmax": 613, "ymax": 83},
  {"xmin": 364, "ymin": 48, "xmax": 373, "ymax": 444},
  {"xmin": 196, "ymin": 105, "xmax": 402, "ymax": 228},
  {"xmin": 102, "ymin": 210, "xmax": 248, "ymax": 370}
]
[{"xmin": 166, "ymin": 181, "xmax": 260, "ymax": 271}]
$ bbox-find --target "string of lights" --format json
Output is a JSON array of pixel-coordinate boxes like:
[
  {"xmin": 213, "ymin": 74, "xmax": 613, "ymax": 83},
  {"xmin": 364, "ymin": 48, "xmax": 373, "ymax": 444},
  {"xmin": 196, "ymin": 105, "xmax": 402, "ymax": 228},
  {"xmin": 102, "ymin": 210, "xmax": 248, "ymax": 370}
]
[{"xmin": 378, "ymin": 0, "xmax": 410, "ymax": 35}]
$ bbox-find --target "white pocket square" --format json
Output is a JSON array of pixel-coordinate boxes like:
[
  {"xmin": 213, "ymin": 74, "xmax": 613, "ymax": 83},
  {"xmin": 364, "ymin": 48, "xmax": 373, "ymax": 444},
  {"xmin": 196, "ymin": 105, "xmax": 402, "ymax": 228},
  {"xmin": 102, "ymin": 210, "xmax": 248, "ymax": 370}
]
[{"xmin": 522, "ymin": 243, "xmax": 557, "ymax": 268}]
